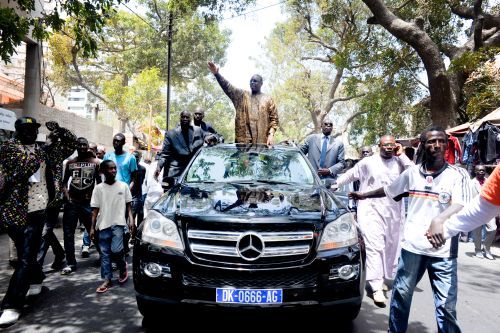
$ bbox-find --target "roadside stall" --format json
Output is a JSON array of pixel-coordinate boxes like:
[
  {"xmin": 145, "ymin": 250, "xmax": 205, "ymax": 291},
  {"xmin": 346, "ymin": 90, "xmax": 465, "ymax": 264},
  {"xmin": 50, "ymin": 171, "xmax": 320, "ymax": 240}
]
[{"xmin": 448, "ymin": 108, "xmax": 500, "ymax": 169}]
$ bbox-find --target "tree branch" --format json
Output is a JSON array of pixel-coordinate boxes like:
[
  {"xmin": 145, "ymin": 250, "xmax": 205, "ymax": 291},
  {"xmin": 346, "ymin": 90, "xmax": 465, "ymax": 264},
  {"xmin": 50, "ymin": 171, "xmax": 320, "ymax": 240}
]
[
  {"xmin": 449, "ymin": 0, "xmax": 500, "ymax": 30},
  {"xmin": 301, "ymin": 56, "xmax": 331, "ymax": 63},
  {"xmin": 332, "ymin": 110, "xmax": 369, "ymax": 137},
  {"xmin": 473, "ymin": 0, "xmax": 484, "ymax": 50},
  {"xmin": 328, "ymin": 93, "xmax": 366, "ymax": 105}
]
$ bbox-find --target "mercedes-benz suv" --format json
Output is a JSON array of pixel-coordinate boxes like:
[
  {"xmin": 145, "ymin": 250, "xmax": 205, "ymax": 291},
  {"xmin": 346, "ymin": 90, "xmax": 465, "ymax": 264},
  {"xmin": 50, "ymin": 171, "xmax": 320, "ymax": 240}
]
[{"xmin": 133, "ymin": 144, "xmax": 365, "ymax": 320}]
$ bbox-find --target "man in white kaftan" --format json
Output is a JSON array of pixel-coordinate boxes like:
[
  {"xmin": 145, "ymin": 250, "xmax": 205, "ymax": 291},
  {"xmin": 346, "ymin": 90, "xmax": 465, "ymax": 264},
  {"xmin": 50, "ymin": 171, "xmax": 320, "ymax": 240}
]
[{"xmin": 336, "ymin": 135, "xmax": 413, "ymax": 307}]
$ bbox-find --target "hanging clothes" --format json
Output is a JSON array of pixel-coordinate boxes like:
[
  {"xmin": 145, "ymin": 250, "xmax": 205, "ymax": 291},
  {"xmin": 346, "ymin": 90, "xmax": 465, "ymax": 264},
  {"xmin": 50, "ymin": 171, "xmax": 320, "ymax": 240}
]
[
  {"xmin": 445, "ymin": 134, "xmax": 462, "ymax": 164},
  {"xmin": 477, "ymin": 123, "xmax": 500, "ymax": 164}
]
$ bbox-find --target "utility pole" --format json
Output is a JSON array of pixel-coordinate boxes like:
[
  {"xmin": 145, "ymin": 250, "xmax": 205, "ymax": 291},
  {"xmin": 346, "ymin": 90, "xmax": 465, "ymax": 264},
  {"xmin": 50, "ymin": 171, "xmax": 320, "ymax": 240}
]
[{"xmin": 166, "ymin": 12, "xmax": 173, "ymax": 131}]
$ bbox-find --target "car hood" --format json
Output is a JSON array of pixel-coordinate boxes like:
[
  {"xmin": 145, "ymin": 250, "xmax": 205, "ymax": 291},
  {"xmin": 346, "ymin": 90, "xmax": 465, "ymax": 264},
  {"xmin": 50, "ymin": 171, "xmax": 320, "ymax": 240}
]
[{"xmin": 154, "ymin": 182, "xmax": 345, "ymax": 218}]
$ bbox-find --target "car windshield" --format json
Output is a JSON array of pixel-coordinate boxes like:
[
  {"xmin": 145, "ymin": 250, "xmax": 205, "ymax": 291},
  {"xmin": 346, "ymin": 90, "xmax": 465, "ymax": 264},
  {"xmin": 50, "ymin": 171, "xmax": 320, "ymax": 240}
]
[{"xmin": 185, "ymin": 146, "xmax": 315, "ymax": 185}]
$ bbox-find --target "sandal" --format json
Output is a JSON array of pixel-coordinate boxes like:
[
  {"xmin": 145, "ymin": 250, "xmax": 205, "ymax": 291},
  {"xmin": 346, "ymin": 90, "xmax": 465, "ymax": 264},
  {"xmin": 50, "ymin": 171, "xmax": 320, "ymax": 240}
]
[
  {"xmin": 96, "ymin": 281, "xmax": 111, "ymax": 293},
  {"xmin": 118, "ymin": 263, "xmax": 128, "ymax": 284}
]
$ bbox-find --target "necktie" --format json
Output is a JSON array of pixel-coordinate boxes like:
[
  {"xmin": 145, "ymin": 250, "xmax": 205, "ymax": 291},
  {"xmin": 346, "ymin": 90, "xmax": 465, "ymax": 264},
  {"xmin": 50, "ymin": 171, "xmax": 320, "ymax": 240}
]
[{"xmin": 319, "ymin": 136, "xmax": 328, "ymax": 168}]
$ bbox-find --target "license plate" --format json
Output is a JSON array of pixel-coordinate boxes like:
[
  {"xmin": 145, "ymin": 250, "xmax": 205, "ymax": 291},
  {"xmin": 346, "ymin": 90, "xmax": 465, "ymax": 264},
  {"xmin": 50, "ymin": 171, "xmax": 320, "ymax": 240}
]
[{"xmin": 216, "ymin": 288, "xmax": 283, "ymax": 304}]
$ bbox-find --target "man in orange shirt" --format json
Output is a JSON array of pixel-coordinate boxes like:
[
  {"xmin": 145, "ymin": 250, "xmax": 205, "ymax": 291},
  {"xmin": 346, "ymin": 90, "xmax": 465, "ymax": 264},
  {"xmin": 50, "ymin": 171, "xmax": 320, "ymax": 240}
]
[{"xmin": 427, "ymin": 165, "xmax": 500, "ymax": 248}]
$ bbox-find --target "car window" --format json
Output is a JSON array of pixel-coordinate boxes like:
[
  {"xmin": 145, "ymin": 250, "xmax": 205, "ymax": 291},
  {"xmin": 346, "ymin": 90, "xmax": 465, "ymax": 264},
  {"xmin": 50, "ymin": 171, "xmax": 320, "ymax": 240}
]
[{"xmin": 185, "ymin": 147, "xmax": 315, "ymax": 185}]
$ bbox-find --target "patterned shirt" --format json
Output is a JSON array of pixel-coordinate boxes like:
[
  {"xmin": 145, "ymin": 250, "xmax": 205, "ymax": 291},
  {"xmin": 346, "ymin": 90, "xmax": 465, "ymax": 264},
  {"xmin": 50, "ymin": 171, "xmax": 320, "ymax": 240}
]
[{"xmin": 0, "ymin": 127, "xmax": 76, "ymax": 230}]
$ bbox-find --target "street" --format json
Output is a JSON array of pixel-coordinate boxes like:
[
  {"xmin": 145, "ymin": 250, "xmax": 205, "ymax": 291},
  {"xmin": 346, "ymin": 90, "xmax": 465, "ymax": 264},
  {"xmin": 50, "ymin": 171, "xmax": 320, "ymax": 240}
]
[{"xmin": 1, "ymin": 226, "xmax": 499, "ymax": 332}]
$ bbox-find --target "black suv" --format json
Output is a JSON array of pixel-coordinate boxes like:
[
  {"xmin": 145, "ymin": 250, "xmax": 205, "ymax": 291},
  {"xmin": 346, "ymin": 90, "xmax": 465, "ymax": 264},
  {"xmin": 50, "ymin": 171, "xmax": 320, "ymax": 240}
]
[{"xmin": 133, "ymin": 144, "xmax": 365, "ymax": 319}]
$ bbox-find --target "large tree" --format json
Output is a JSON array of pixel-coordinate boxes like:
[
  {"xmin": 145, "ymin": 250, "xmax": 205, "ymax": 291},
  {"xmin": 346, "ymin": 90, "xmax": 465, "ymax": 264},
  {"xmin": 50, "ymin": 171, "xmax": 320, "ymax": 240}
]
[
  {"xmin": 361, "ymin": 0, "xmax": 500, "ymax": 127},
  {"xmin": 264, "ymin": 0, "xmax": 421, "ymax": 145}
]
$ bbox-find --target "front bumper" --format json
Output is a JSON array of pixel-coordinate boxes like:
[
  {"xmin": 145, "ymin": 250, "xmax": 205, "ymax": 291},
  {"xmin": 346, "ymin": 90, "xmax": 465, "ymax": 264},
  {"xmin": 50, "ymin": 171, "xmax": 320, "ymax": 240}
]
[{"xmin": 133, "ymin": 241, "xmax": 365, "ymax": 309}]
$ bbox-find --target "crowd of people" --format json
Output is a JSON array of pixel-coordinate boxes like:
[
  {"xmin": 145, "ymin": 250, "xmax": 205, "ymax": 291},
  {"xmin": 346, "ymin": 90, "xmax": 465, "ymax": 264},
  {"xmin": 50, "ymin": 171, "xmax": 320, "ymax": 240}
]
[{"xmin": 0, "ymin": 63, "xmax": 498, "ymax": 333}]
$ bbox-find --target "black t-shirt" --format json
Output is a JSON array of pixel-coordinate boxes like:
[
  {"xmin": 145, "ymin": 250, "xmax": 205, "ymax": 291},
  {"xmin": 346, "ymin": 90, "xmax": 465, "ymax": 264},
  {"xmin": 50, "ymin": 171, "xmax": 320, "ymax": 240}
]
[{"xmin": 66, "ymin": 157, "xmax": 100, "ymax": 202}]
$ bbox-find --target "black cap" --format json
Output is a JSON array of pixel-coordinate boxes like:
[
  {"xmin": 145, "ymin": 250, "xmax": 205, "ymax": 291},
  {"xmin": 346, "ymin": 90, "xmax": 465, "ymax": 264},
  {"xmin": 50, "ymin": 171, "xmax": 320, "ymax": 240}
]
[{"xmin": 15, "ymin": 117, "xmax": 41, "ymax": 129}]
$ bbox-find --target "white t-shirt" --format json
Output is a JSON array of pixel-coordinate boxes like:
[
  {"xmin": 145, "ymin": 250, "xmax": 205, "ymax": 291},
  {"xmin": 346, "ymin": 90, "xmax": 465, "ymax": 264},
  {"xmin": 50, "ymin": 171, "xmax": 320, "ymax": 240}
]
[
  {"xmin": 90, "ymin": 181, "xmax": 132, "ymax": 230},
  {"xmin": 384, "ymin": 164, "xmax": 472, "ymax": 258},
  {"xmin": 28, "ymin": 161, "xmax": 49, "ymax": 213}
]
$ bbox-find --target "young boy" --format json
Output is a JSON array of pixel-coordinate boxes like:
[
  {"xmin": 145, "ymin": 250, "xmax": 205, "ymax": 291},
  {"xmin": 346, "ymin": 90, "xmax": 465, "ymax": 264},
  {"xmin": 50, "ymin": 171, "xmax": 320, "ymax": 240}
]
[{"xmin": 90, "ymin": 160, "xmax": 136, "ymax": 293}]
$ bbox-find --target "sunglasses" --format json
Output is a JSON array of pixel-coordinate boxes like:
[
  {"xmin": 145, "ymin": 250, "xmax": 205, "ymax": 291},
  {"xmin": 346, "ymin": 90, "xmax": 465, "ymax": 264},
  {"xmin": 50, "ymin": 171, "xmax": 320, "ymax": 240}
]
[{"xmin": 323, "ymin": 122, "xmax": 333, "ymax": 126}]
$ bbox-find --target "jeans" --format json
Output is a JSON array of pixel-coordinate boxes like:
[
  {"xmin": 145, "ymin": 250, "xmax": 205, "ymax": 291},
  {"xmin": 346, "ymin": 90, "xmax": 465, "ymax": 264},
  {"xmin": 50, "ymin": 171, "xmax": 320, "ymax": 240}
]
[
  {"xmin": 99, "ymin": 225, "xmax": 126, "ymax": 280},
  {"xmin": 37, "ymin": 206, "xmax": 65, "ymax": 265},
  {"xmin": 82, "ymin": 229, "xmax": 91, "ymax": 247},
  {"xmin": 2, "ymin": 210, "xmax": 46, "ymax": 310},
  {"xmin": 62, "ymin": 201, "xmax": 92, "ymax": 267},
  {"xmin": 389, "ymin": 249, "xmax": 460, "ymax": 333}
]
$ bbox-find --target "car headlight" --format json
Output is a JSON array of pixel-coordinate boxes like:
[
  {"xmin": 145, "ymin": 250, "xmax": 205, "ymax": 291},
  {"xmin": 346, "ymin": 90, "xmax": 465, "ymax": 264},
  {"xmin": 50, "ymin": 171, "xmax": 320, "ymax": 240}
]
[
  {"xmin": 141, "ymin": 210, "xmax": 184, "ymax": 251},
  {"xmin": 318, "ymin": 213, "xmax": 357, "ymax": 251}
]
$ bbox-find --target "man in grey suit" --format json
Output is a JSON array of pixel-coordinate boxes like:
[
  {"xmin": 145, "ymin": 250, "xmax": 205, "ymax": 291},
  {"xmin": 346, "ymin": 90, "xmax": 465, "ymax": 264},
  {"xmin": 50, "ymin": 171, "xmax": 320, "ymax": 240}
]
[
  {"xmin": 155, "ymin": 111, "xmax": 214, "ymax": 189},
  {"xmin": 300, "ymin": 119, "xmax": 345, "ymax": 181}
]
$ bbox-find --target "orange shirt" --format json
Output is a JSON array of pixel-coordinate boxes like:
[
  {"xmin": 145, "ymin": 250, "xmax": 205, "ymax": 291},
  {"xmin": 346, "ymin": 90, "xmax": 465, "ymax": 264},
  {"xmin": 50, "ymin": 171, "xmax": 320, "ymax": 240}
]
[{"xmin": 481, "ymin": 165, "xmax": 500, "ymax": 206}]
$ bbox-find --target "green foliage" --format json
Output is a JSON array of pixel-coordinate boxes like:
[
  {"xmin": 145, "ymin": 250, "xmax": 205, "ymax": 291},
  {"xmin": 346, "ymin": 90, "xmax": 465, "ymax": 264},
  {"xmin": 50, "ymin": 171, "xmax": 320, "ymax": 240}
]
[
  {"xmin": 0, "ymin": 0, "xmax": 125, "ymax": 63},
  {"xmin": 0, "ymin": 7, "xmax": 30, "ymax": 63}
]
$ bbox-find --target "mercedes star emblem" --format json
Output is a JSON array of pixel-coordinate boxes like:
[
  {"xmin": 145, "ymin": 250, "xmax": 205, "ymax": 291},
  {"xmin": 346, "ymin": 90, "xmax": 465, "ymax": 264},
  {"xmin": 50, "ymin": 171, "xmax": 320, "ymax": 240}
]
[{"xmin": 237, "ymin": 232, "xmax": 265, "ymax": 261}]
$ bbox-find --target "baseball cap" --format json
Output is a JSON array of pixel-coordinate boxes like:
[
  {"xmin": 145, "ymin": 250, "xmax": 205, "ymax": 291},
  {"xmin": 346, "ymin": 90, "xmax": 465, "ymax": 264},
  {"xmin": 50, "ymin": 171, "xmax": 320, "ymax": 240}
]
[{"xmin": 15, "ymin": 117, "xmax": 41, "ymax": 128}]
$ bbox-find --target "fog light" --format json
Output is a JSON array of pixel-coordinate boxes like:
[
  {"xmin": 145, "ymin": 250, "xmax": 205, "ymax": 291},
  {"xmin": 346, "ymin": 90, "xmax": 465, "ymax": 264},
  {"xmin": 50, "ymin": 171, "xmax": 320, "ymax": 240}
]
[
  {"xmin": 338, "ymin": 264, "xmax": 359, "ymax": 280},
  {"xmin": 144, "ymin": 263, "xmax": 162, "ymax": 278}
]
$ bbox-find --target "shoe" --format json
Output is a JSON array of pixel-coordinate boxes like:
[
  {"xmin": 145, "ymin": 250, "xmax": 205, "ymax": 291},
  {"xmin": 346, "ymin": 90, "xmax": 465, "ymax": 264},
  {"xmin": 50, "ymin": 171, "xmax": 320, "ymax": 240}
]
[
  {"xmin": 51, "ymin": 255, "xmax": 65, "ymax": 270},
  {"xmin": 61, "ymin": 265, "xmax": 75, "ymax": 275},
  {"xmin": 475, "ymin": 250, "xmax": 485, "ymax": 259},
  {"xmin": 8, "ymin": 259, "xmax": 19, "ymax": 269},
  {"xmin": 484, "ymin": 251, "xmax": 495, "ymax": 260},
  {"xmin": 26, "ymin": 284, "xmax": 42, "ymax": 297},
  {"xmin": 118, "ymin": 263, "xmax": 128, "ymax": 284},
  {"xmin": 372, "ymin": 290, "xmax": 386, "ymax": 308},
  {"xmin": 0, "ymin": 309, "xmax": 20, "ymax": 327},
  {"xmin": 81, "ymin": 245, "xmax": 90, "ymax": 258}
]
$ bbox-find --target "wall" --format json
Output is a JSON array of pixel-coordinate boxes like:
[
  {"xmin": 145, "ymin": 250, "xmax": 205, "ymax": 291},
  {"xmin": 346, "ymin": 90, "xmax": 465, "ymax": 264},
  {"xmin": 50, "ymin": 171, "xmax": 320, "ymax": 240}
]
[{"xmin": 10, "ymin": 105, "xmax": 113, "ymax": 146}]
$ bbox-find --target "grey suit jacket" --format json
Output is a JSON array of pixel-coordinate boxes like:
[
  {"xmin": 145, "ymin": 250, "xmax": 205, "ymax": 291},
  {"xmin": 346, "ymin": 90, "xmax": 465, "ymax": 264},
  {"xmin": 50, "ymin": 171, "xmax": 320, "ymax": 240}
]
[{"xmin": 300, "ymin": 134, "xmax": 345, "ymax": 179}]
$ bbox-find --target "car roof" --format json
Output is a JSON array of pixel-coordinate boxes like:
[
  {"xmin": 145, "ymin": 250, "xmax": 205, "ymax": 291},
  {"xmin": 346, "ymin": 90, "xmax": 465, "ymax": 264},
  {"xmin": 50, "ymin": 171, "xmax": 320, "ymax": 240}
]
[{"xmin": 202, "ymin": 143, "xmax": 301, "ymax": 152}]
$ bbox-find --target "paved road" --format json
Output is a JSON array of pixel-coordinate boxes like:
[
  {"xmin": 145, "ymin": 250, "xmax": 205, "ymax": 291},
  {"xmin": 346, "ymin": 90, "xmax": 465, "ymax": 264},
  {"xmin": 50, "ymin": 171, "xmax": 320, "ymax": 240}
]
[{"xmin": 1, "ymin": 226, "xmax": 499, "ymax": 332}]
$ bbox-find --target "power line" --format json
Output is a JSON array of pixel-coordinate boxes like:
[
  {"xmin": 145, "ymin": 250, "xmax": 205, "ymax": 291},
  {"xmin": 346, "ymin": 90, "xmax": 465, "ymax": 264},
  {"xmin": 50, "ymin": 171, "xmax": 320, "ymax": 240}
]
[{"xmin": 221, "ymin": 1, "xmax": 286, "ymax": 21}]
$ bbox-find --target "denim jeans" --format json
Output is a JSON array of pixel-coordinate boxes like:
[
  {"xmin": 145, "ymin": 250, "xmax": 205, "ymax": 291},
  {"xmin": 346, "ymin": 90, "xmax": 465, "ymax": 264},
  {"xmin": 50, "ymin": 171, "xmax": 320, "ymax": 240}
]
[
  {"xmin": 99, "ymin": 225, "xmax": 126, "ymax": 280},
  {"xmin": 82, "ymin": 229, "xmax": 91, "ymax": 247},
  {"xmin": 389, "ymin": 249, "xmax": 460, "ymax": 333},
  {"xmin": 2, "ymin": 210, "xmax": 46, "ymax": 310},
  {"xmin": 38, "ymin": 206, "xmax": 65, "ymax": 265},
  {"xmin": 63, "ymin": 201, "xmax": 92, "ymax": 267}
]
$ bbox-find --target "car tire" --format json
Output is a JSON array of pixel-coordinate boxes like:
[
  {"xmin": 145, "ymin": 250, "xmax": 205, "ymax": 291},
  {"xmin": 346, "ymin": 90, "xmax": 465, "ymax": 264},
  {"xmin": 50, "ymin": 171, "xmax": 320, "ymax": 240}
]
[
  {"xmin": 137, "ymin": 298, "xmax": 180, "ymax": 327},
  {"xmin": 338, "ymin": 303, "xmax": 361, "ymax": 321}
]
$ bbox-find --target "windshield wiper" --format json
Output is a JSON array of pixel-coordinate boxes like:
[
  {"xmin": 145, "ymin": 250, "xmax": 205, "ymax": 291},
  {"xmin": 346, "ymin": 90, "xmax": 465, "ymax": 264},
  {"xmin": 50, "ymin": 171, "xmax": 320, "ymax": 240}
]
[{"xmin": 255, "ymin": 179, "xmax": 291, "ymax": 185}]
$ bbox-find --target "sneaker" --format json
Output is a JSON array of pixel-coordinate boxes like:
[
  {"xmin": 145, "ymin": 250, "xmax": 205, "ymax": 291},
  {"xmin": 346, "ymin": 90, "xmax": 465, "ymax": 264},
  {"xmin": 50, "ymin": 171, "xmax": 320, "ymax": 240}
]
[
  {"xmin": 61, "ymin": 265, "xmax": 75, "ymax": 275},
  {"xmin": 81, "ymin": 245, "xmax": 90, "ymax": 258},
  {"xmin": 372, "ymin": 290, "xmax": 386, "ymax": 308},
  {"xmin": 484, "ymin": 251, "xmax": 495, "ymax": 260},
  {"xmin": 26, "ymin": 284, "xmax": 42, "ymax": 297},
  {"xmin": 0, "ymin": 309, "xmax": 20, "ymax": 327},
  {"xmin": 51, "ymin": 255, "xmax": 65, "ymax": 270},
  {"xmin": 475, "ymin": 250, "xmax": 485, "ymax": 259}
]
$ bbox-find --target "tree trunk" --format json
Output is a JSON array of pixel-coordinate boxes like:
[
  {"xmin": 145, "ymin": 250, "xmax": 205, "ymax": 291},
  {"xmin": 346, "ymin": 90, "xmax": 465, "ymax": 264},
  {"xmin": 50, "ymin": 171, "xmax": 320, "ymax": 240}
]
[
  {"xmin": 120, "ymin": 119, "xmax": 127, "ymax": 133},
  {"xmin": 362, "ymin": 0, "xmax": 457, "ymax": 128}
]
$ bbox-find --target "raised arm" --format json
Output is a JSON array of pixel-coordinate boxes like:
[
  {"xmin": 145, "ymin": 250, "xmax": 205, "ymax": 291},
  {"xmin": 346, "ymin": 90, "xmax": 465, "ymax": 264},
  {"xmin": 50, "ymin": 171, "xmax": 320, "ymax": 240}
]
[{"xmin": 208, "ymin": 61, "xmax": 244, "ymax": 102}]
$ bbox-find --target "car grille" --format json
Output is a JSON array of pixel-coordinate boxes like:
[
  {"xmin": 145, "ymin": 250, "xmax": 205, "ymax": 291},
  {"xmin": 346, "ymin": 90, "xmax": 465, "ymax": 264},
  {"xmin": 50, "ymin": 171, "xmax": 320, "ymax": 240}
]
[
  {"xmin": 185, "ymin": 223, "xmax": 315, "ymax": 265},
  {"xmin": 182, "ymin": 270, "xmax": 318, "ymax": 288}
]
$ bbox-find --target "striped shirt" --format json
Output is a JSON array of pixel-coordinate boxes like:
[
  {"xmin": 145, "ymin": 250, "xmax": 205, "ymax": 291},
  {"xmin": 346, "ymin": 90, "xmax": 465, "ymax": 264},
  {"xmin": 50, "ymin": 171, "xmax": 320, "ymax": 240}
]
[{"xmin": 385, "ymin": 163, "xmax": 472, "ymax": 258}]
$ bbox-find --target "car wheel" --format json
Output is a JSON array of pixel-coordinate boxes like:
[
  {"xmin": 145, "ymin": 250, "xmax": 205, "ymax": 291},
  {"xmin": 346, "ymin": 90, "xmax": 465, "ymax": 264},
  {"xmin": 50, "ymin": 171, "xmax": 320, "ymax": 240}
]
[
  {"xmin": 137, "ymin": 298, "xmax": 180, "ymax": 327},
  {"xmin": 338, "ymin": 303, "xmax": 361, "ymax": 321}
]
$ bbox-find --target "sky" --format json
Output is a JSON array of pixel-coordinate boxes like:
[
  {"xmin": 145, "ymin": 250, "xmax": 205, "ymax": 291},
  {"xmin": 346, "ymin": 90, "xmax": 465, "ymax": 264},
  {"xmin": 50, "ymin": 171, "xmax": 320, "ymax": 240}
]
[{"xmin": 218, "ymin": 1, "xmax": 286, "ymax": 89}]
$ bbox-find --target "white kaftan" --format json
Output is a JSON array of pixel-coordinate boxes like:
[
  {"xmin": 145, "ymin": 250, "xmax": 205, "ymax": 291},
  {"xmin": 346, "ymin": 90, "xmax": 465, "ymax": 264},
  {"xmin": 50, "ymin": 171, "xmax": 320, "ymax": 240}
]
[{"xmin": 336, "ymin": 154, "xmax": 413, "ymax": 290}]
